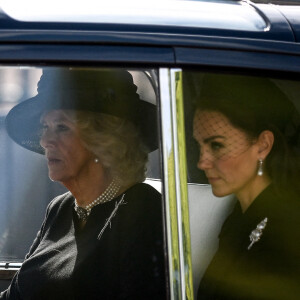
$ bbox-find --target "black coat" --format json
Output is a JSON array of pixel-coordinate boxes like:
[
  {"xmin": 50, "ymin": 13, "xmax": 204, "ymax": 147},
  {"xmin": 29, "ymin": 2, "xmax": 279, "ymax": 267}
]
[
  {"xmin": 197, "ymin": 185, "xmax": 300, "ymax": 300},
  {"xmin": 0, "ymin": 183, "xmax": 166, "ymax": 300}
]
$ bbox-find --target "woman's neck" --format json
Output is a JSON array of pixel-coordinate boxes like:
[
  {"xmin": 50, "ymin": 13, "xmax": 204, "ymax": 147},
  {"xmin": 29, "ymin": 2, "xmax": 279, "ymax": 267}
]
[
  {"xmin": 237, "ymin": 175, "xmax": 271, "ymax": 213},
  {"xmin": 62, "ymin": 167, "xmax": 114, "ymax": 207}
]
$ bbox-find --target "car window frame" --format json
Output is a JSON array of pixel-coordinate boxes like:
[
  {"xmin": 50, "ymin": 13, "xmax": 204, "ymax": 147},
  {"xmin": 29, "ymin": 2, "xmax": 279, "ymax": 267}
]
[{"xmin": 0, "ymin": 30, "xmax": 300, "ymax": 299}]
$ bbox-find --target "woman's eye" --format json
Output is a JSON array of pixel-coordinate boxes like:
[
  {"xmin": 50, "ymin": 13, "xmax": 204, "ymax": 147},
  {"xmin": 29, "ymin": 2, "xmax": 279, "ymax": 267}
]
[
  {"xmin": 210, "ymin": 141, "xmax": 223, "ymax": 151},
  {"xmin": 56, "ymin": 124, "xmax": 69, "ymax": 132}
]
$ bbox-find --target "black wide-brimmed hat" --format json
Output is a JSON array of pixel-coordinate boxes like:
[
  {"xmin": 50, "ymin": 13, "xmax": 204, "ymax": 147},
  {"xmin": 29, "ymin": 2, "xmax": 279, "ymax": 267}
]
[{"xmin": 5, "ymin": 68, "xmax": 158, "ymax": 154}]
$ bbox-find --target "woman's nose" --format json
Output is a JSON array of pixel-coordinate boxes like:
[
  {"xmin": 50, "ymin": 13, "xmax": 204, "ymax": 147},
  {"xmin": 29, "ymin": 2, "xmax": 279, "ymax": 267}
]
[
  {"xmin": 197, "ymin": 149, "xmax": 213, "ymax": 170},
  {"xmin": 40, "ymin": 129, "xmax": 56, "ymax": 149}
]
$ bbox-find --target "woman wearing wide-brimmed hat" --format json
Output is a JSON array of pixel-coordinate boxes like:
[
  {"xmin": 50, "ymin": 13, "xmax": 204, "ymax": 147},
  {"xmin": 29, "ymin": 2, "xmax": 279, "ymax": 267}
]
[{"xmin": 1, "ymin": 68, "xmax": 166, "ymax": 299}]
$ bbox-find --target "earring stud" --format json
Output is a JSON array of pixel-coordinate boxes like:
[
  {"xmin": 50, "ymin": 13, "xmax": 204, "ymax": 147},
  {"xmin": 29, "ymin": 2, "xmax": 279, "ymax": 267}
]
[{"xmin": 94, "ymin": 158, "xmax": 99, "ymax": 163}]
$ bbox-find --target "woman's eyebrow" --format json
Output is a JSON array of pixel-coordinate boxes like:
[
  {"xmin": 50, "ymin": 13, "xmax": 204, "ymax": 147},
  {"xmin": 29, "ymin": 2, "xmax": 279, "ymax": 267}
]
[
  {"xmin": 203, "ymin": 136, "xmax": 225, "ymax": 143},
  {"xmin": 40, "ymin": 116, "xmax": 68, "ymax": 124},
  {"xmin": 53, "ymin": 117, "xmax": 68, "ymax": 122}
]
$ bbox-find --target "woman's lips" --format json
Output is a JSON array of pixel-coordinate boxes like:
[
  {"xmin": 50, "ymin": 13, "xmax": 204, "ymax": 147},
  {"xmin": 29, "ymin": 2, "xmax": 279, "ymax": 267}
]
[
  {"xmin": 47, "ymin": 158, "xmax": 61, "ymax": 166},
  {"xmin": 207, "ymin": 177, "xmax": 221, "ymax": 184}
]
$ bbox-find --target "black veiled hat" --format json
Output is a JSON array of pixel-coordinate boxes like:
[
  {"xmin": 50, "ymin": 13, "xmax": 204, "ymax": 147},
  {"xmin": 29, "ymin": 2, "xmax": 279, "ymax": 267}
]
[
  {"xmin": 5, "ymin": 68, "xmax": 158, "ymax": 154},
  {"xmin": 194, "ymin": 73, "xmax": 300, "ymax": 148}
]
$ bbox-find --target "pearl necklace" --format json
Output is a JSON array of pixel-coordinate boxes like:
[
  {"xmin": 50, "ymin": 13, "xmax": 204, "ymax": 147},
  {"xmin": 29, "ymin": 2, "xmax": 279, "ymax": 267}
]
[{"xmin": 74, "ymin": 178, "xmax": 121, "ymax": 221}]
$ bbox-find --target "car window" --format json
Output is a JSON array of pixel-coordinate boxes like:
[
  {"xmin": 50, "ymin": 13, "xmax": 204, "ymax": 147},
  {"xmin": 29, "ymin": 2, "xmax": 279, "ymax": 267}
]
[
  {"xmin": 183, "ymin": 71, "xmax": 300, "ymax": 298},
  {"xmin": 0, "ymin": 66, "xmax": 162, "ymax": 263}
]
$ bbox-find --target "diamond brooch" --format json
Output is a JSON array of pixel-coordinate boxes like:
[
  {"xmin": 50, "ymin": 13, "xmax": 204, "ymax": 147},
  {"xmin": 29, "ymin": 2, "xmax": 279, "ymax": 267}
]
[{"xmin": 248, "ymin": 217, "xmax": 268, "ymax": 250}]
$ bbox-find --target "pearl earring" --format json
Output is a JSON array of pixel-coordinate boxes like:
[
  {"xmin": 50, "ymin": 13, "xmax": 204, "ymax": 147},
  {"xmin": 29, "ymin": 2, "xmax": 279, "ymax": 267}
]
[
  {"xmin": 94, "ymin": 158, "xmax": 99, "ymax": 164},
  {"xmin": 257, "ymin": 159, "xmax": 263, "ymax": 176}
]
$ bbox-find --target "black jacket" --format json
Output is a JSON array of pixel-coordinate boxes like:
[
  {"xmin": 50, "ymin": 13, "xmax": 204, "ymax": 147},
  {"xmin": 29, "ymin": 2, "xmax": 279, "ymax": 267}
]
[
  {"xmin": 1, "ymin": 183, "xmax": 166, "ymax": 300},
  {"xmin": 197, "ymin": 185, "xmax": 300, "ymax": 300}
]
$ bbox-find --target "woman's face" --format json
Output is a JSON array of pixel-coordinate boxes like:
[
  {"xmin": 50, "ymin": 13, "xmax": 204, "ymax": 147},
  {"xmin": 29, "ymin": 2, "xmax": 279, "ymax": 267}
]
[
  {"xmin": 40, "ymin": 110, "xmax": 95, "ymax": 184},
  {"xmin": 193, "ymin": 110, "xmax": 261, "ymax": 199}
]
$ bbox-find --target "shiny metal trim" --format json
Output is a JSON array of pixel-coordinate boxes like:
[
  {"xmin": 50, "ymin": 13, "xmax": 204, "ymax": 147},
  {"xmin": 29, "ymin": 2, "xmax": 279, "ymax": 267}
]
[
  {"xmin": 159, "ymin": 68, "xmax": 181, "ymax": 300},
  {"xmin": 159, "ymin": 68, "xmax": 194, "ymax": 299},
  {"xmin": 171, "ymin": 69, "xmax": 194, "ymax": 300},
  {"xmin": 0, "ymin": 262, "xmax": 21, "ymax": 280},
  {"xmin": 170, "ymin": 69, "xmax": 186, "ymax": 299}
]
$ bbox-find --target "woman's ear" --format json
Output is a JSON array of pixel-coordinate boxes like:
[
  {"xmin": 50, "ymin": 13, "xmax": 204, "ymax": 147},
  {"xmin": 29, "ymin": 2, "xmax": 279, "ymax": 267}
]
[{"xmin": 257, "ymin": 130, "xmax": 274, "ymax": 159}]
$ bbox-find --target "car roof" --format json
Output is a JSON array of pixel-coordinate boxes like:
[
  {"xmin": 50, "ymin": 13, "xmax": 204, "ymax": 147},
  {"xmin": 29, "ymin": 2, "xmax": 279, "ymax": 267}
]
[
  {"xmin": 0, "ymin": 0, "xmax": 269, "ymax": 32},
  {"xmin": 0, "ymin": 0, "xmax": 299, "ymax": 44},
  {"xmin": 276, "ymin": 6, "xmax": 300, "ymax": 42}
]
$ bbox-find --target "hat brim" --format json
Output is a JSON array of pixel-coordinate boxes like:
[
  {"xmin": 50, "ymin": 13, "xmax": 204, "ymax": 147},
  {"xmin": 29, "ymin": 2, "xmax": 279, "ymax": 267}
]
[{"xmin": 5, "ymin": 95, "xmax": 158, "ymax": 154}]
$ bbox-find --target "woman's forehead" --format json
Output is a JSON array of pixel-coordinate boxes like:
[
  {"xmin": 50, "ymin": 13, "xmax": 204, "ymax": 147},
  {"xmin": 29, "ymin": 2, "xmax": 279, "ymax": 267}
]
[
  {"xmin": 41, "ymin": 109, "xmax": 71, "ymax": 123},
  {"xmin": 194, "ymin": 110, "xmax": 232, "ymax": 133},
  {"xmin": 193, "ymin": 109, "xmax": 248, "ymax": 141}
]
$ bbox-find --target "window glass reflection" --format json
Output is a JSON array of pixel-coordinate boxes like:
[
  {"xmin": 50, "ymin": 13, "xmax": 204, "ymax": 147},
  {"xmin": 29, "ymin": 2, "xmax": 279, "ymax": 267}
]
[
  {"xmin": 184, "ymin": 72, "xmax": 300, "ymax": 299},
  {"xmin": 0, "ymin": 68, "xmax": 66, "ymax": 261},
  {"xmin": 0, "ymin": 67, "xmax": 165, "ymax": 299}
]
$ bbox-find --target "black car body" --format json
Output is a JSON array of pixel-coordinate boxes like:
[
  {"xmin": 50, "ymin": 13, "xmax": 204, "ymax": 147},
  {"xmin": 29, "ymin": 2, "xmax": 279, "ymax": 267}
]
[{"xmin": 0, "ymin": 0, "xmax": 299, "ymax": 299}]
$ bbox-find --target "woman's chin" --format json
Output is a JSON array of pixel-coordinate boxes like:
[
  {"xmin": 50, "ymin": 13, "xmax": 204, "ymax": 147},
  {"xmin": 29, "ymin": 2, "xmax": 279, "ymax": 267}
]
[
  {"xmin": 48, "ymin": 172, "xmax": 64, "ymax": 183},
  {"xmin": 48, "ymin": 175, "xmax": 59, "ymax": 182},
  {"xmin": 211, "ymin": 186, "xmax": 230, "ymax": 198}
]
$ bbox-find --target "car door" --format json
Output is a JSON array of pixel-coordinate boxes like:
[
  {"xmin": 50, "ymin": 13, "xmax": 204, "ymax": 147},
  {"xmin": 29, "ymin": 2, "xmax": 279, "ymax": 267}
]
[{"xmin": 0, "ymin": 1, "xmax": 299, "ymax": 299}]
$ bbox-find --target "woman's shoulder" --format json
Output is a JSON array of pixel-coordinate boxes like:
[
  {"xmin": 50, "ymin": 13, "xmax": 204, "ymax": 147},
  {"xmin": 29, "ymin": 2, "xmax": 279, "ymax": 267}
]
[
  {"xmin": 46, "ymin": 191, "xmax": 73, "ymax": 213},
  {"xmin": 259, "ymin": 187, "xmax": 300, "ymax": 256},
  {"xmin": 268, "ymin": 187, "xmax": 300, "ymax": 223},
  {"xmin": 125, "ymin": 182, "xmax": 161, "ymax": 199},
  {"xmin": 254, "ymin": 185, "xmax": 299, "ymax": 217},
  {"xmin": 121, "ymin": 182, "xmax": 162, "ymax": 214},
  {"xmin": 116, "ymin": 182, "xmax": 164, "ymax": 239}
]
